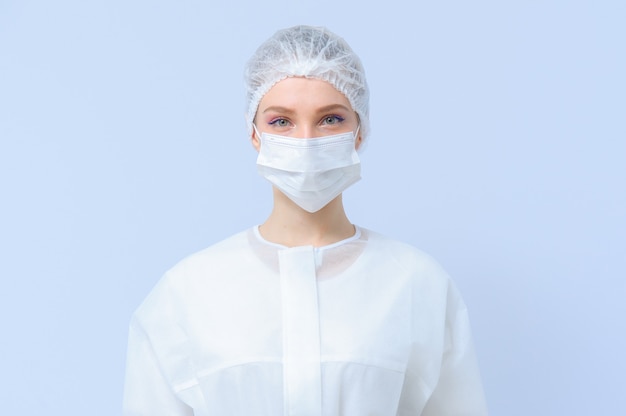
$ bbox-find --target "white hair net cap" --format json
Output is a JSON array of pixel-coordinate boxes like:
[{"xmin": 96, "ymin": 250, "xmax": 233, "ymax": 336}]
[{"xmin": 244, "ymin": 25, "xmax": 370, "ymax": 142}]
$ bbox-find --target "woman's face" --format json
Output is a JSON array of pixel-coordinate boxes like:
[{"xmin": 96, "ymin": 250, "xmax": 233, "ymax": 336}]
[{"xmin": 252, "ymin": 77, "xmax": 362, "ymax": 150}]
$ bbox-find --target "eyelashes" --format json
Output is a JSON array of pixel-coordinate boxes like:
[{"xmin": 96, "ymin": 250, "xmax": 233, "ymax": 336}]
[
  {"xmin": 322, "ymin": 115, "xmax": 345, "ymax": 125},
  {"xmin": 267, "ymin": 115, "xmax": 345, "ymax": 128},
  {"xmin": 268, "ymin": 118, "xmax": 291, "ymax": 127}
]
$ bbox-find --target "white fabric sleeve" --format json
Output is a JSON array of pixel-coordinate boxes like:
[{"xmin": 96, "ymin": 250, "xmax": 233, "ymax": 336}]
[
  {"xmin": 421, "ymin": 284, "xmax": 489, "ymax": 416},
  {"xmin": 122, "ymin": 317, "xmax": 194, "ymax": 416}
]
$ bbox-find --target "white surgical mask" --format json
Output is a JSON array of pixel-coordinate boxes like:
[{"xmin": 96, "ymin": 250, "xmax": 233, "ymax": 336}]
[{"xmin": 255, "ymin": 126, "xmax": 361, "ymax": 213}]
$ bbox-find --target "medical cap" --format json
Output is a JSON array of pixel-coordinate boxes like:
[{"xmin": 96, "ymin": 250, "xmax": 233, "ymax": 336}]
[{"xmin": 244, "ymin": 25, "xmax": 370, "ymax": 141}]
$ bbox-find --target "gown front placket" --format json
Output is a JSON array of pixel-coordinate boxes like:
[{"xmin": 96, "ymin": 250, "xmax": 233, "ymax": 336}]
[{"xmin": 278, "ymin": 246, "xmax": 323, "ymax": 416}]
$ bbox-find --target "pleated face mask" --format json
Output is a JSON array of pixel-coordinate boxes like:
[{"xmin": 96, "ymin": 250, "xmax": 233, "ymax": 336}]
[{"xmin": 255, "ymin": 127, "xmax": 361, "ymax": 213}]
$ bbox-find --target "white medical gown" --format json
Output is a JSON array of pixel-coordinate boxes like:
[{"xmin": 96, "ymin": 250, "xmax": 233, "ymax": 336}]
[{"xmin": 123, "ymin": 226, "xmax": 487, "ymax": 415}]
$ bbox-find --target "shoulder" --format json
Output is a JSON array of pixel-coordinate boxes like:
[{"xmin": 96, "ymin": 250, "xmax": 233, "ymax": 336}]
[
  {"xmin": 363, "ymin": 228, "xmax": 450, "ymax": 281},
  {"xmin": 132, "ymin": 228, "xmax": 253, "ymax": 322},
  {"xmin": 168, "ymin": 228, "xmax": 251, "ymax": 274},
  {"xmin": 362, "ymin": 229, "xmax": 473, "ymax": 336},
  {"xmin": 360, "ymin": 228, "xmax": 467, "ymax": 308}
]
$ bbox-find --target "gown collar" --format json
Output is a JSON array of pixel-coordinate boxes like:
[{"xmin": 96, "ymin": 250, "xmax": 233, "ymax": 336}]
[{"xmin": 252, "ymin": 224, "xmax": 362, "ymax": 251}]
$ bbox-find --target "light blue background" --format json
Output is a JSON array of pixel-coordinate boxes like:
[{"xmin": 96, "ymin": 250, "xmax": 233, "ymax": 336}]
[{"xmin": 1, "ymin": 0, "xmax": 624, "ymax": 414}]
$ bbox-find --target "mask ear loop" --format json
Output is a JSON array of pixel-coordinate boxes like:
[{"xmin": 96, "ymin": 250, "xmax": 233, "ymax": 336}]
[
  {"xmin": 252, "ymin": 124, "xmax": 263, "ymax": 143},
  {"xmin": 353, "ymin": 124, "xmax": 362, "ymax": 150},
  {"xmin": 353, "ymin": 111, "xmax": 362, "ymax": 147}
]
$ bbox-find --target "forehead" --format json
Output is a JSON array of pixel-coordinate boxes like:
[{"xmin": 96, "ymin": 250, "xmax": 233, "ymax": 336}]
[{"xmin": 258, "ymin": 77, "xmax": 352, "ymax": 112}]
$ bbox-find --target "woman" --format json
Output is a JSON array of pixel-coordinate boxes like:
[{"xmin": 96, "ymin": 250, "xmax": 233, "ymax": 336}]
[{"xmin": 123, "ymin": 25, "xmax": 488, "ymax": 415}]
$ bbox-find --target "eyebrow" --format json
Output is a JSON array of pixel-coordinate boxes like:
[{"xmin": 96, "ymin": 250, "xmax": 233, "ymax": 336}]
[
  {"xmin": 316, "ymin": 104, "xmax": 352, "ymax": 113},
  {"xmin": 262, "ymin": 104, "xmax": 352, "ymax": 114},
  {"xmin": 262, "ymin": 106, "xmax": 295, "ymax": 115}
]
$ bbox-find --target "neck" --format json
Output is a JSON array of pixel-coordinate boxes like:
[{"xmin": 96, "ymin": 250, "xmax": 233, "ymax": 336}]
[{"xmin": 259, "ymin": 188, "xmax": 355, "ymax": 248}]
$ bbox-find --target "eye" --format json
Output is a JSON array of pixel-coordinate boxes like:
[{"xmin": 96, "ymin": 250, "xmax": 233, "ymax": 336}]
[
  {"xmin": 321, "ymin": 115, "xmax": 345, "ymax": 125},
  {"xmin": 268, "ymin": 118, "xmax": 292, "ymax": 128}
]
